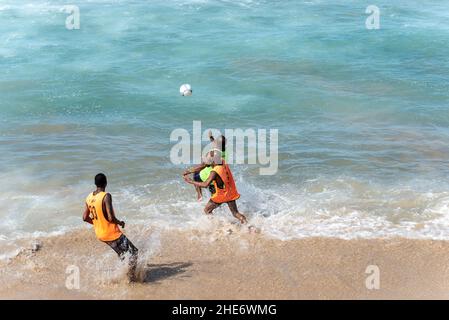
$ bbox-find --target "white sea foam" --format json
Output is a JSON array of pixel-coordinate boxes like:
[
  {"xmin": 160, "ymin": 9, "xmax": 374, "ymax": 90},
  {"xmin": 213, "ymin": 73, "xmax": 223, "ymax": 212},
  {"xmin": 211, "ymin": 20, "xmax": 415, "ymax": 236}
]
[{"xmin": 2, "ymin": 173, "xmax": 449, "ymax": 249}]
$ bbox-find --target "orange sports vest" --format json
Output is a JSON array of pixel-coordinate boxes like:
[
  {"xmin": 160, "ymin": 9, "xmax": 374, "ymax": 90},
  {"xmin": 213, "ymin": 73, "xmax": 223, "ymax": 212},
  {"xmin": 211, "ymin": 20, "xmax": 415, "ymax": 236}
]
[
  {"xmin": 210, "ymin": 162, "xmax": 240, "ymax": 204},
  {"xmin": 85, "ymin": 191, "xmax": 122, "ymax": 242}
]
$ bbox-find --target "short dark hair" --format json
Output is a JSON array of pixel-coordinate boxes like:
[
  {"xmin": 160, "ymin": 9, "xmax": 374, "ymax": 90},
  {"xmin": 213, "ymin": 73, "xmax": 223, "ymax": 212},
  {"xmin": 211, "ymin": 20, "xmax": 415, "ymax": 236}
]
[{"xmin": 95, "ymin": 173, "xmax": 107, "ymax": 188}]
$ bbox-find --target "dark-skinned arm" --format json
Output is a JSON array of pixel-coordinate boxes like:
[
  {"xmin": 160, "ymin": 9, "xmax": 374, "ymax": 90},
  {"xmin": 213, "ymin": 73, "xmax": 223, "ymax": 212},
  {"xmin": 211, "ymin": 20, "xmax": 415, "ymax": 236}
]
[
  {"xmin": 104, "ymin": 193, "xmax": 125, "ymax": 228},
  {"xmin": 184, "ymin": 170, "xmax": 216, "ymax": 188},
  {"xmin": 82, "ymin": 203, "xmax": 93, "ymax": 224},
  {"xmin": 183, "ymin": 163, "xmax": 208, "ymax": 176}
]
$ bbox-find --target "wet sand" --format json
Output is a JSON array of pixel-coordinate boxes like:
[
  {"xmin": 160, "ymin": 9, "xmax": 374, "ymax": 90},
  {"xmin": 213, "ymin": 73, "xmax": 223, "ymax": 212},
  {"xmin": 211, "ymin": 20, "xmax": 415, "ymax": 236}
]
[{"xmin": 1, "ymin": 227, "xmax": 449, "ymax": 299}]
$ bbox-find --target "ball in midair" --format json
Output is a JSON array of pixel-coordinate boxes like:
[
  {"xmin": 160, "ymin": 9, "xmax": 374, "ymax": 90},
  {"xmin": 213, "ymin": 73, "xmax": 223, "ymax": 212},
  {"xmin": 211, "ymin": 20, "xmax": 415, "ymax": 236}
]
[{"xmin": 179, "ymin": 84, "xmax": 192, "ymax": 96}]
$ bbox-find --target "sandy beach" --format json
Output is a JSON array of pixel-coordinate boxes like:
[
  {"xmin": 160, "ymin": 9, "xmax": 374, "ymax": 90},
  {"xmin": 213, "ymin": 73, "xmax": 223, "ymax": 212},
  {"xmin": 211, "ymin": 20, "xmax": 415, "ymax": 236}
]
[{"xmin": 1, "ymin": 226, "xmax": 449, "ymax": 300}]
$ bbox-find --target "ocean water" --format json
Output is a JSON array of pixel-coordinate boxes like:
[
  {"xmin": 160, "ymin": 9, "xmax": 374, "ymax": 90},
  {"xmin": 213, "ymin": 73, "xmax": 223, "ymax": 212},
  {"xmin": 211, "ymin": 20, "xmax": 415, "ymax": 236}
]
[{"xmin": 1, "ymin": 0, "xmax": 449, "ymax": 255}]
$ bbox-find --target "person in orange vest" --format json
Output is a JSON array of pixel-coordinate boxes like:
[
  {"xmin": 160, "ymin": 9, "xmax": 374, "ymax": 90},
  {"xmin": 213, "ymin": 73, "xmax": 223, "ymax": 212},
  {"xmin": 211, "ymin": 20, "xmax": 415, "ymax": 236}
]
[
  {"xmin": 83, "ymin": 173, "xmax": 138, "ymax": 281},
  {"xmin": 183, "ymin": 132, "xmax": 227, "ymax": 201},
  {"xmin": 183, "ymin": 150, "xmax": 248, "ymax": 224}
]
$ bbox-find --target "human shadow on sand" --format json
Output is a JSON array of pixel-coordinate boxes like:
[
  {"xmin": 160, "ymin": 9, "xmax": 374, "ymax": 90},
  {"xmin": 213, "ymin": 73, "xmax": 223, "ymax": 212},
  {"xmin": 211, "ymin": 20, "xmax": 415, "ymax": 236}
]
[{"xmin": 141, "ymin": 262, "xmax": 192, "ymax": 283}]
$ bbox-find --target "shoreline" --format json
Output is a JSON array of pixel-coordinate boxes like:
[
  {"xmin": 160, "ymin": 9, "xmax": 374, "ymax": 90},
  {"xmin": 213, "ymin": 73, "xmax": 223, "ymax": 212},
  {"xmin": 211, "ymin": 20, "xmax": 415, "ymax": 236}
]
[{"xmin": 1, "ymin": 227, "xmax": 449, "ymax": 299}]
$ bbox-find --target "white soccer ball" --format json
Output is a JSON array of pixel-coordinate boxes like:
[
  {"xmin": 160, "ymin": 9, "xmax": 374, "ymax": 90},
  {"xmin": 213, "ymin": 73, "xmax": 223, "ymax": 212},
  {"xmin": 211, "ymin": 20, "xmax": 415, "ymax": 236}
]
[{"xmin": 179, "ymin": 84, "xmax": 192, "ymax": 96}]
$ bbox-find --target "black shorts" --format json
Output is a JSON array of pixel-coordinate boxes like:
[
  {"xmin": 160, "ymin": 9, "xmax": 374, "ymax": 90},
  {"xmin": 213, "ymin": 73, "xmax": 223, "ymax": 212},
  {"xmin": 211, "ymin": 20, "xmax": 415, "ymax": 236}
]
[
  {"xmin": 194, "ymin": 172, "xmax": 215, "ymax": 193},
  {"xmin": 193, "ymin": 172, "xmax": 202, "ymax": 182},
  {"xmin": 104, "ymin": 234, "xmax": 138, "ymax": 259}
]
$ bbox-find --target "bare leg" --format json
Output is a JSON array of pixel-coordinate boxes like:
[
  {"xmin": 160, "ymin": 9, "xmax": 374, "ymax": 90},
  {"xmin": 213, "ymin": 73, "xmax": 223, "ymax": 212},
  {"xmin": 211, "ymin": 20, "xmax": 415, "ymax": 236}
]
[
  {"xmin": 106, "ymin": 235, "xmax": 139, "ymax": 282},
  {"xmin": 227, "ymin": 201, "xmax": 247, "ymax": 224},
  {"xmin": 127, "ymin": 249, "xmax": 138, "ymax": 282},
  {"xmin": 195, "ymin": 186, "xmax": 203, "ymax": 201},
  {"xmin": 122, "ymin": 239, "xmax": 138, "ymax": 282},
  {"xmin": 204, "ymin": 200, "xmax": 221, "ymax": 215}
]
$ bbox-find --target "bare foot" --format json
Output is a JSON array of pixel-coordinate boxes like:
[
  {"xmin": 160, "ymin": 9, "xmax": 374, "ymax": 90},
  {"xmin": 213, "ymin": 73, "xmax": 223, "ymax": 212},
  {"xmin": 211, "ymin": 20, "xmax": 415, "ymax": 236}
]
[
  {"xmin": 197, "ymin": 195, "xmax": 203, "ymax": 202},
  {"xmin": 236, "ymin": 213, "xmax": 247, "ymax": 224}
]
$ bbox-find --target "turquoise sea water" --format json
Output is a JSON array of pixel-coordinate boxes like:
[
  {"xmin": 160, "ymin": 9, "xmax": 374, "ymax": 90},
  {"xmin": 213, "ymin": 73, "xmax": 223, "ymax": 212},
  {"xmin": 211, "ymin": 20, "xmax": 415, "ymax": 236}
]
[{"xmin": 1, "ymin": 0, "xmax": 449, "ymax": 253}]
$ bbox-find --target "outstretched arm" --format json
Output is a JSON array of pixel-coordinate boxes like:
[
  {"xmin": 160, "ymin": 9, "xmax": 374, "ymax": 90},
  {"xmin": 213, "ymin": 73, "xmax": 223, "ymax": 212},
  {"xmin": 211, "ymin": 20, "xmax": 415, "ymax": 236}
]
[
  {"xmin": 82, "ymin": 204, "xmax": 93, "ymax": 224},
  {"xmin": 183, "ymin": 163, "xmax": 207, "ymax": 176},
  {"xmin": 184, "ymin": 171, "xmax": 216, "ymax": 188},
  {"xmin": 104, "ymin": 193, "xmax": 125, "ymax": 228}
]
